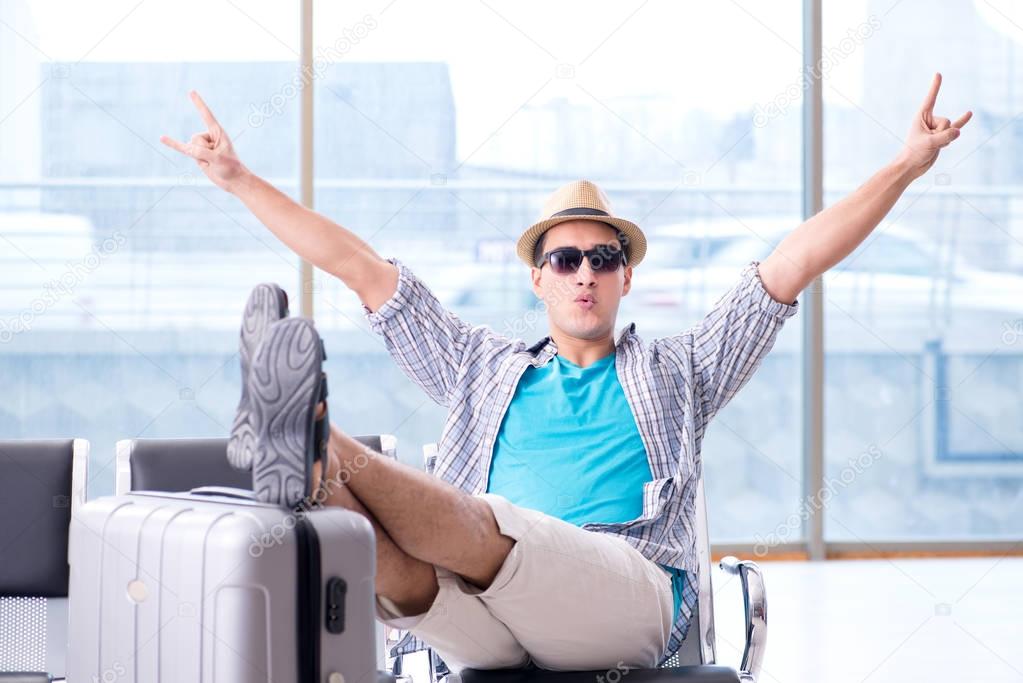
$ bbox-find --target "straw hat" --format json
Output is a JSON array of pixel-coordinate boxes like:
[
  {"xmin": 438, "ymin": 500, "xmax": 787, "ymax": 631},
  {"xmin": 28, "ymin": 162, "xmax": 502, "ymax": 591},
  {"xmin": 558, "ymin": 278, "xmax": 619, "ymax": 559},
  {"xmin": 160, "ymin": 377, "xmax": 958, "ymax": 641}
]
[{"xmin": 516, "ymin": 180, "xmax": 647, "ymax": 268}]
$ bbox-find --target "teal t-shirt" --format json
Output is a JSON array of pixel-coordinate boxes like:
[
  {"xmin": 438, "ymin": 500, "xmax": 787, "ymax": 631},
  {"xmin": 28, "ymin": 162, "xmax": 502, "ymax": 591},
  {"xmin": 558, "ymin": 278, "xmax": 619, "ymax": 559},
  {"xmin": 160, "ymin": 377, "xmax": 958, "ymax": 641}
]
[{"xmin": 486, "ymin": 350, "xmax": 685, "ymax": 620}]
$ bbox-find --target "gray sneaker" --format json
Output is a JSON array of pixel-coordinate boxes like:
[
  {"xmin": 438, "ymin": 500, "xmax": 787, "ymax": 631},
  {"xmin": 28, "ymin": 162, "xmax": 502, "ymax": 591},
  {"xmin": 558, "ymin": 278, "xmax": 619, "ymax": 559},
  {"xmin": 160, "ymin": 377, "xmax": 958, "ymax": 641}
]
[
  {"xmin": 227, "ymin": 283, "xmax": 289, "ymax": 470},
  {"xmin": 249, "ymin": 317, "xmax": 329, "ymax": 508}
]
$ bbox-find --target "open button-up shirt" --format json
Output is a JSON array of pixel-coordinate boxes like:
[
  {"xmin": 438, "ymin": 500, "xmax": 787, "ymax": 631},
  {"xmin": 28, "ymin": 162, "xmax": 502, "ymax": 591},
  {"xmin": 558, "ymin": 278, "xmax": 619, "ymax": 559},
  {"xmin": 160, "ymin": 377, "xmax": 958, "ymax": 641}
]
[{"xmin": 364, "ymin": 257, "xmax": 798, "ymax": 664}]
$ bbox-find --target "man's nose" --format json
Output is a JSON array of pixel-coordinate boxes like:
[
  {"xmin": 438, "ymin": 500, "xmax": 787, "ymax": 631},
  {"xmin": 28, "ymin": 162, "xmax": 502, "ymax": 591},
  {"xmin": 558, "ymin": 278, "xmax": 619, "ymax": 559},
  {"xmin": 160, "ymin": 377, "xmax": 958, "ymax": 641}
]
[{"xmin": 575, "ymin": 259, "xmax": 597, "ymax": 285}]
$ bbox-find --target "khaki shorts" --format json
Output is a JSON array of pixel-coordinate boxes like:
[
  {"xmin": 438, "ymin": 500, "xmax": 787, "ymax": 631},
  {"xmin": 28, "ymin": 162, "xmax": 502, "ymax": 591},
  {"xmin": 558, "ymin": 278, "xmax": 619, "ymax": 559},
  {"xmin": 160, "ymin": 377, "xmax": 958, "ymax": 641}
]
[{"xmin": 376, "ymin": 493, "xmax": 675, "ymax": 672}]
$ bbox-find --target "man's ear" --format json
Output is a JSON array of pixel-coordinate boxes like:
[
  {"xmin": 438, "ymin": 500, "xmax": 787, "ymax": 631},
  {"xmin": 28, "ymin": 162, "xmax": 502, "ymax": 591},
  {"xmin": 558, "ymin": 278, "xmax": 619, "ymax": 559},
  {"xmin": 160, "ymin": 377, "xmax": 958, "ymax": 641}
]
[
  {"xmin": 530, "ymin": 266, "xmax": 543, "ymax": 297},
  {"xmin": 621, "ymin": 265, "xmax": 633, "ymax": 297}
]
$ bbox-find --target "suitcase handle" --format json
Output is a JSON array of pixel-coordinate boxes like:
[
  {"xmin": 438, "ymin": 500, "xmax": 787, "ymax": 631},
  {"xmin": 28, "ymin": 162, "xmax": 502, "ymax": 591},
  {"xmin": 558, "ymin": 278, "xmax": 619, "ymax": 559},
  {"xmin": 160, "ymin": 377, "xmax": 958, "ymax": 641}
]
[{"xmin": 189, "ymin": 486, "xmax": 257, "ymax": 501}]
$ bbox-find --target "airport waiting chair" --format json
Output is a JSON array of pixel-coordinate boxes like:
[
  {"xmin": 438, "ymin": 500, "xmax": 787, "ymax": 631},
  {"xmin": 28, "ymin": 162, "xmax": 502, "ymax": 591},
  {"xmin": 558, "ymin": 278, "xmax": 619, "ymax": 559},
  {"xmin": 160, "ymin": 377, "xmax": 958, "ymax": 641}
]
[
  {"xmin": 0, "ymin": 439, "xmax": 89, "ymax": 683},
  {"xmin": 386, "ymin": 444, "xmax": 766, "ymax": 683},
  {"xmin": 114, "ymin": 434, "xmax": 398, "ymax": 495}
]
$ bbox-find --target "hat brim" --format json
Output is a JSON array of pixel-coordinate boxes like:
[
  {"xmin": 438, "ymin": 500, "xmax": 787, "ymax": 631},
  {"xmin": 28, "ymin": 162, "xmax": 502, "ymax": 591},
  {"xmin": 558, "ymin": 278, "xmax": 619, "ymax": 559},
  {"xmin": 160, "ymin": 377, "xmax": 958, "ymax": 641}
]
[{"xmin": 516, "ymin": 215, "xmax": 647, "ymax": 268}]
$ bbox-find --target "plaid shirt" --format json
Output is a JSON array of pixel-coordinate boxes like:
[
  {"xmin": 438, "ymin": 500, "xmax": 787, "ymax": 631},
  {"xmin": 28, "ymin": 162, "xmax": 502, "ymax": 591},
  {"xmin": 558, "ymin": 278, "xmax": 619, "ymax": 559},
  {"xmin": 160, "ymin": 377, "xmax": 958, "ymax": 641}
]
[{"xmin": 364, "ymin": 257, "xmax": 798, "ymax": 665}]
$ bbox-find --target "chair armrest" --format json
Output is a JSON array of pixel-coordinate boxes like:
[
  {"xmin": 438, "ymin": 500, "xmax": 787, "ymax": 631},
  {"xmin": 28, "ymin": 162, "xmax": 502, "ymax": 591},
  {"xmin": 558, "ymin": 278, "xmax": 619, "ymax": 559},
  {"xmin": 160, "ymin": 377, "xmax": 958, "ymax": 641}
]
[
  {"xmin": 0, "ymin": 674, "xmax": 53, "ymax": 682},
  {"xmin": 718, "ymin": 556, "xmax": 766, "ymax": 683}
]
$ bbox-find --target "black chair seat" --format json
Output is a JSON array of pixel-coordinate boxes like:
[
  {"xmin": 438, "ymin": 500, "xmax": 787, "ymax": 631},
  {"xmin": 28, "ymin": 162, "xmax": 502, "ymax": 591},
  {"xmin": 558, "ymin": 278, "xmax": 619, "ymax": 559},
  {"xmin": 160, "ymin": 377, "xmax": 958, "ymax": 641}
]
[{"xmin": 460, "ymin": 666, "xmax": 740, "ymax": 683}]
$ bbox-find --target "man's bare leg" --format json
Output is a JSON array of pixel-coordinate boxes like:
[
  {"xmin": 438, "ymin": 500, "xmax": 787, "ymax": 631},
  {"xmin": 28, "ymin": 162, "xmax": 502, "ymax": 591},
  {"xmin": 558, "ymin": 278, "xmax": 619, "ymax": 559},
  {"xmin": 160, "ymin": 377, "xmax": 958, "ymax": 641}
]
[
  {"xmin": 320, "ymin": 422, "xmax": 514, "ymax": 591},
  {"xmin": 312, "ymin": 450, "xmax": 439, "ymax": 615}
]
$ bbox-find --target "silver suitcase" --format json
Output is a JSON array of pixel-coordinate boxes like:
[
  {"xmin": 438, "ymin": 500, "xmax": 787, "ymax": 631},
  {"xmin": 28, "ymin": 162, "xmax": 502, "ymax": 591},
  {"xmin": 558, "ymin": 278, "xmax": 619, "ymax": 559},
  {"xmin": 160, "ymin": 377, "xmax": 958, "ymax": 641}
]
[{"xmin": 67, "ymin": 486, "xmax": 377, "ymax": 683}]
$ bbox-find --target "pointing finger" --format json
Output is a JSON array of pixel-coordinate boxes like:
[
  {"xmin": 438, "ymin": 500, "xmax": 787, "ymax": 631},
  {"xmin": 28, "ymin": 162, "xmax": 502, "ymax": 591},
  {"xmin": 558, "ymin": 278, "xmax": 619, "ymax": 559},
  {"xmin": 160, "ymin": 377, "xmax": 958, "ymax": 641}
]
[
  {"xmin": 952, "ymin": 110, "xmax": 973, "ymax": 129},
  {"xmin": 920, "ymin": 72, "xmax": 942, "ymax": 116},
  {"xmin": 189, "ymin": 90, "xmax": 222, "ymax": 132}
]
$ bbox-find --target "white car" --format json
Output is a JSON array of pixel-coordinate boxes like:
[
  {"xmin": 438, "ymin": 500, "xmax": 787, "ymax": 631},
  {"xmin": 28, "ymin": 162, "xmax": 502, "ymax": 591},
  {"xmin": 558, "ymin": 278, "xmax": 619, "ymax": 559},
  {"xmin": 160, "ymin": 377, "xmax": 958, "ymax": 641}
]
[{"xmin": 626, "ymin": 218, "xmax": 1023, "ymax": 352}]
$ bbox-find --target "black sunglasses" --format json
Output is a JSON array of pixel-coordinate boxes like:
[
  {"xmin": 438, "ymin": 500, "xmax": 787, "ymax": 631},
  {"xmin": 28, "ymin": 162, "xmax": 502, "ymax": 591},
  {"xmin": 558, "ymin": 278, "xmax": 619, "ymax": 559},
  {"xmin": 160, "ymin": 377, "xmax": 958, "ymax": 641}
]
[{"xmin": 537, "ymin": 245, "xmax": 626, "ymax": 274}]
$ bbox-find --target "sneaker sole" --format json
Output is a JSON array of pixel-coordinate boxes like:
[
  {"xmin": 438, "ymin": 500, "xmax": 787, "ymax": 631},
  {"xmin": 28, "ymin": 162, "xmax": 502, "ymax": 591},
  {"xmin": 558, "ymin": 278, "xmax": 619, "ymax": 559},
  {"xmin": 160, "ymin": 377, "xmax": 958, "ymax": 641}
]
[
  {"xmin": 250, "ymin": 318, "xmax": 323, "ymax": 508},
  {"xmin": 228, "ymin": 283, "xmax": 289, "ymax": 470}
]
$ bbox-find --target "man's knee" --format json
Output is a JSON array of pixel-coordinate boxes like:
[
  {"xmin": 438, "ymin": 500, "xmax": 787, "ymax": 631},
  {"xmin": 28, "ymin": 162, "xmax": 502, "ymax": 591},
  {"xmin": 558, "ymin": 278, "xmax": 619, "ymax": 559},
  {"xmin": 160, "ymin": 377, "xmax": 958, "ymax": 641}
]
[
  {"xmin": 456, "ymin": 496, "xmax": 515, "ymax": 589},
  {"xmin": 435, "ymin": 644, "xmax": 529, "ymax": 673},
  {"xmin": 375, "ymin": 540, "xmax": 440, "ymax": 615},
  {"xmin": 382, "ymin": 567, "xmax": 530, "ymax": 673}
]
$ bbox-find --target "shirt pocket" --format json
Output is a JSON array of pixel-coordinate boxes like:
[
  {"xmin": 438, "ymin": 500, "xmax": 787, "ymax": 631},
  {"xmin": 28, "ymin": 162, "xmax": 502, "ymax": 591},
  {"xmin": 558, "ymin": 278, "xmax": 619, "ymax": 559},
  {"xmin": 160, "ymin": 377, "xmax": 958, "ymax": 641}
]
[{"xmin": 583, "ymin": 476, "xmax": 675, "ymax": 531}]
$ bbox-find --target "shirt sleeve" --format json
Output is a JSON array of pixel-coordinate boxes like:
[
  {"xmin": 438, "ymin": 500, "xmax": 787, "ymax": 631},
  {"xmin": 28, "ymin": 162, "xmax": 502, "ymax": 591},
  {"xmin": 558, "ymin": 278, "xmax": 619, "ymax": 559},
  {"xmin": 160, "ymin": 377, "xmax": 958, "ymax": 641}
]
[
  {"xmin": 655, "ymin": 260, "xmax": 798, "ymax": 425},
  {"xmin": 362, "ymin": 257, "xmax": 486, "ymax": 407}
]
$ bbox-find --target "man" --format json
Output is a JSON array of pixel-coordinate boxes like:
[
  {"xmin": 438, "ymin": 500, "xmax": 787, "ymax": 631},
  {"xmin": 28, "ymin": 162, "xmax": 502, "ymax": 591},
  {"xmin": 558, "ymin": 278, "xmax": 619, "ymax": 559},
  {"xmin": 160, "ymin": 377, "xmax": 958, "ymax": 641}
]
[{"xmin": 161, "ymin": 73, "xmax": 970, "ymax": 671}]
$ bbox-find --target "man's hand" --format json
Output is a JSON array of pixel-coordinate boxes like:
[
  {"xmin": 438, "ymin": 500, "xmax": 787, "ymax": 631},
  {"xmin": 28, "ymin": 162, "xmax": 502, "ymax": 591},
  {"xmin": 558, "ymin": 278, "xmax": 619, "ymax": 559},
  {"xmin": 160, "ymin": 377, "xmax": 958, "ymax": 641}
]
[
  {"xmin": 758, "ymin": 73, "xmax": 972, "ymax": 304},
  {"xmin": 160, "ymin": 91, "xmax": 249, "ymax": 194},
  {"xmin": 159, "ymin": 90, "xmax": 396, "ymax": 304},
  {"xmin": 895, "ymin": 72, "xmax": 972, "ymax": 178}
]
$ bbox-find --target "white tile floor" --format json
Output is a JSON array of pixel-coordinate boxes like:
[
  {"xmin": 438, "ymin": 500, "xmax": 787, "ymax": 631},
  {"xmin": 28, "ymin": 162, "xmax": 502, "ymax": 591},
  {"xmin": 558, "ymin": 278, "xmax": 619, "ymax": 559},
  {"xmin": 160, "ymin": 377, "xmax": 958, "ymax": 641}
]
[
  {"xmin": 393, "ymin": 557, "xmax": 1022, "ymax": 683},
  {"xmin": 710, "ymin": 558, "xmax": 1023, "ymax": 683}
]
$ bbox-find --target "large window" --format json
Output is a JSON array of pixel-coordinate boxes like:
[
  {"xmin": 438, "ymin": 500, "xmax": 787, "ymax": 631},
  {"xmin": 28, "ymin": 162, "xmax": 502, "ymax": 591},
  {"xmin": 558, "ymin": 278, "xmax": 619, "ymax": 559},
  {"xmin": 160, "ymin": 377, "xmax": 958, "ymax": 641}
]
[
  {"xmin": 310, "ymin": 0, "xmax": 804, "ymax": 542},
  {"xmin": 822, "ymin": 0, "xmax": 1023, "ymax": 540},
  {"xmin": 1, "ymin": 1, "xmax": 300, "ymax": 497},
  {"xmin": 6, "ymin": 0, "xmax": 1019, "ymax": 548}
]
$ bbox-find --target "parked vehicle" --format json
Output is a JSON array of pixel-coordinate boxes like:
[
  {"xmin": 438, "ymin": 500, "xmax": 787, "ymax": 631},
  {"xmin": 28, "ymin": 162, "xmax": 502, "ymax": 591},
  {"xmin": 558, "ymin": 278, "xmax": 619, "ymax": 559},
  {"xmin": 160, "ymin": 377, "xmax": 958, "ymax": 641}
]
[{"xmin": 626, "ymin": 217, "xmax": 1023, "ymax": 352}]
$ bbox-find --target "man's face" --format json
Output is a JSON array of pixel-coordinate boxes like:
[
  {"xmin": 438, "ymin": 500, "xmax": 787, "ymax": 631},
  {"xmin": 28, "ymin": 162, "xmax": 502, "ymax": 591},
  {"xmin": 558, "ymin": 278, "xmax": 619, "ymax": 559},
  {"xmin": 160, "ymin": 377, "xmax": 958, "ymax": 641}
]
[{"xmin": 530, "ymin": 220, "xmax": 633, "ymax": 340}]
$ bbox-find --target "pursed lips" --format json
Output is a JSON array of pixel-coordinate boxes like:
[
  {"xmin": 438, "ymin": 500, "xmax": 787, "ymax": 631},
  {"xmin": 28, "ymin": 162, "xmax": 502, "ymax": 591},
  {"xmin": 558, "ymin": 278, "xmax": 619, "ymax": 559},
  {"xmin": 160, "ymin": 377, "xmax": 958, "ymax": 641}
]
[{"xmin": 574, "ymin": 293, "xmax": 596, "ymax": 309}]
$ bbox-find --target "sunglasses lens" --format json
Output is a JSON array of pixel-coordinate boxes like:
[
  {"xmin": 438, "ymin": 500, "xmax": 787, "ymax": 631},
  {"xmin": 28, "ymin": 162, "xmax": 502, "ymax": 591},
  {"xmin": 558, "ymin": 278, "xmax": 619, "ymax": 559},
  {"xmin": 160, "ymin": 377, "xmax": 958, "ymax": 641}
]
[
  {"xmin": 588, "ymin": 249, "xmax": 623, "ymax": 272},
  {"xmin": 549, "ymin": 249, "xmax": 583, "ymax": 274}
]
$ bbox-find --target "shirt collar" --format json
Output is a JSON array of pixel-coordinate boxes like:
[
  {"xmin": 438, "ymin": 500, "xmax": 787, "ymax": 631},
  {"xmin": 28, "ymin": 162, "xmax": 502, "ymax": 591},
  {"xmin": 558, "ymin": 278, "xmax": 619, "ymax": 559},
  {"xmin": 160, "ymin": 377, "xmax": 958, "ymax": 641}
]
[
  {"xmin": 615, "ymin": 321, "xmax": 637, "ymax": 346},
  {"xmin": 526, "ymin": 321, "xmax": 636, "ymax": 366}
]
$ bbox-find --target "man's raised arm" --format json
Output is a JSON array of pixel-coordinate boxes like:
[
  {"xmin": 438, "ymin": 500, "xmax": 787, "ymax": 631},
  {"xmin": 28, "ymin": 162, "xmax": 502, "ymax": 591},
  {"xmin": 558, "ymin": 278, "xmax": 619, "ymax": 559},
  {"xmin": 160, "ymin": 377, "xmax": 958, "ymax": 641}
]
[
  {"xmin": 160, "ymin": 90, "xmax": 397, "ymax": 312},
  {"xmin": 757, "ymin": 73, "xmax": 972, "ymax": 304}
]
